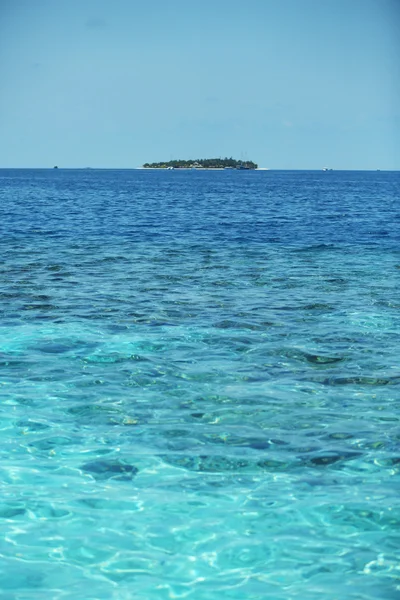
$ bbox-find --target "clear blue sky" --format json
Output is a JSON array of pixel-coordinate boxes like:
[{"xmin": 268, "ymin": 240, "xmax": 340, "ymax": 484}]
[{"xmin": 0, "ymin": 0, "xmax": 399, "ymax": 169}]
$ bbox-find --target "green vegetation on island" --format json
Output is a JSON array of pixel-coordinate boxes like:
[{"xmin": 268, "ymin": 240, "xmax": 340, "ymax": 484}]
[{"xmin": 142, "ymin": 157, "xmax": 258, "ymax": 169}]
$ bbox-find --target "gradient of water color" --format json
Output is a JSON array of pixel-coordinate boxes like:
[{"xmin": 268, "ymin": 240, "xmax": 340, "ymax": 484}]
[{"xmin": 0, "ymin": 168, "xmax": 399, "ymax": 599}]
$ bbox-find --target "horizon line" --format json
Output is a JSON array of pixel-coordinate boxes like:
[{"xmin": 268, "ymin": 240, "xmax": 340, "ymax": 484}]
[{"xmin": 0, "ymin": 167, "xmax": 398, "ymax": 172}]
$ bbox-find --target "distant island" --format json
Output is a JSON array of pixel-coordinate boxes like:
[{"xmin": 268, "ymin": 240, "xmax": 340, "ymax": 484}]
[{"xmin": 142, "ymin": 157, "xmax": 258, "ymax": 170}]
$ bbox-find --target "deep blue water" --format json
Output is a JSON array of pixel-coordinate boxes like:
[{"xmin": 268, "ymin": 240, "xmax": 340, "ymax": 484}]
[{"xmin": 0, "ymin": 168, "xmax": 399, "ymax": 599}]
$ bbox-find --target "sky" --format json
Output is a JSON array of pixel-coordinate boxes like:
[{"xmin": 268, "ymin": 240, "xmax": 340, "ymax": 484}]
[{"xmin": 0, "ymin": 0, "xmax": 399, "ymax": 169}]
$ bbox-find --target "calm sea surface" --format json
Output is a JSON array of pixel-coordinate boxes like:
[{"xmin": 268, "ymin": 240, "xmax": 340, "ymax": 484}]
[{"xmin": 0, "ymin": 168, "xmax": 399, "ymax": 599}]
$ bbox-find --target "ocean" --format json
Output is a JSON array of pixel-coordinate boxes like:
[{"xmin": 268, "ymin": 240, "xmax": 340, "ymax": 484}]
[{"xmin": 0, "ymin": 168, "xmax": 399, "ymax": 599}]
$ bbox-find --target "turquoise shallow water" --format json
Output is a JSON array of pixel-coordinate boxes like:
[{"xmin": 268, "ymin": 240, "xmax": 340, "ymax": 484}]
[{"xmin": 0, "ymin": 169, "xmax": 399, "ymax": 599}]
